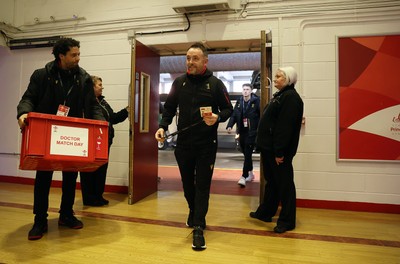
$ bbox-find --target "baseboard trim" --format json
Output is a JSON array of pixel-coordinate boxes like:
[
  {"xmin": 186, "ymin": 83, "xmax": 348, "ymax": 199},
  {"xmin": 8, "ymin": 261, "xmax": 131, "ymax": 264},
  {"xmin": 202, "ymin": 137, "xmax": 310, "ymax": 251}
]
[
  {"xmin": 296, "ymin": 199, "xmax": 400, "ymax": 214},
  {"xmin": 0, "ymin": 175, "xmax": 128, "ymax": 194},
  {"xmin": 1, "ymin": 175, "xmax": 398, "ymax": 214}
]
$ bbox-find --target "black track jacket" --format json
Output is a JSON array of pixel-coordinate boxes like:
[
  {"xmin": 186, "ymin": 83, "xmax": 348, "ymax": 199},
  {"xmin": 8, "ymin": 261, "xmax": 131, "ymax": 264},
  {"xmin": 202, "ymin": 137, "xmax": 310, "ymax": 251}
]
[
  {"xmin": 159, "ymin": 69, "xmax": 233, "ymax": 148},
  {"xmin": 226, "ymin": 93, "xmax": 260, "ymax": 141}
]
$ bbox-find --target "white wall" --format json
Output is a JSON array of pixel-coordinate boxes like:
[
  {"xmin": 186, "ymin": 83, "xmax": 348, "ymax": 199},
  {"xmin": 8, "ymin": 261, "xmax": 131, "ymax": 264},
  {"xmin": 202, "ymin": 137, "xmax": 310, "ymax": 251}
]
[{"xmin": 0, "ymin": 0, "xmax": 399, "ymax": 205}]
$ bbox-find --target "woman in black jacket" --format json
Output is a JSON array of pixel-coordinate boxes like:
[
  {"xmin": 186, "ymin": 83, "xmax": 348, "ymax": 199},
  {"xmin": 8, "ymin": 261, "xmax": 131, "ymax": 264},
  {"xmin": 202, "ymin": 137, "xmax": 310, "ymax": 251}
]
[
  {"xmin": 80, "ymin": 76, "xmax": 129, "ymax": 206},
  {"xmin": 250, "ymin": 66, "xmax": 303, "ymax": 234}
]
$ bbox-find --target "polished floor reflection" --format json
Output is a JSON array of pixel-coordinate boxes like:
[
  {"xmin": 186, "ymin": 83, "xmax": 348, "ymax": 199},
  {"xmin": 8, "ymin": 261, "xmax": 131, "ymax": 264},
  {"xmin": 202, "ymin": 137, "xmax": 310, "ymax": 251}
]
[
  {"xmin": 1, "ymin": 181, "xmax": 399, "ymax": 264},
  {"xmin": 158, "ymin": 148, "xmax": 261, "ymax": 196},
  {"xmin": 0, "ymin": 149, "xmax": 399, "ymax": 263}
]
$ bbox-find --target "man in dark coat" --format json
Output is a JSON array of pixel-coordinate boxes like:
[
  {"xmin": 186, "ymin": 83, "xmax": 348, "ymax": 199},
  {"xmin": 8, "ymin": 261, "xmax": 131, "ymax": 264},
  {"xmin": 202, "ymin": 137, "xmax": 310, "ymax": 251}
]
[{"xmin": 17, "ymin": 38, "xmax": 104, "ymax": 240}]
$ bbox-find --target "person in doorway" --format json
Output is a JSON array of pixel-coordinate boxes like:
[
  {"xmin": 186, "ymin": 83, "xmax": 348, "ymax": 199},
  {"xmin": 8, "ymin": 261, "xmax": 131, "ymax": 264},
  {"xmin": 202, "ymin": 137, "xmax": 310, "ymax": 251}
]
[
  {"xmin": 17, "ymin": 38, "xmax": 105, "ymax": 240},
  {"xmin": 80, "ymin": 75, "xmax": 128, "ymax": 206},
  {"xmin": 226, "ymin": 83, "xmax": 260, "ymax": 187},
  {"xmin": 155, "ymin": 42, "xmax": 233, "ymax": 251},
  {"xmin": 249, "ymin": 66, "xmax": 303, "ymax": 234}
]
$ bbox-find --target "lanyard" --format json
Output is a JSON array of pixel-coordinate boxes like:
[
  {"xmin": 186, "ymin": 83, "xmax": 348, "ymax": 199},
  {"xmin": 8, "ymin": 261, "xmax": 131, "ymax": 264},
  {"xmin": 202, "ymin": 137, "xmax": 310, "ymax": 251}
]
[
  {"xmin": 163, "ymin": 120, "xmax": 204, "ymax": 139},
  {"xmin": 241, "ymin": 97, "xmax": 250, "ymax": 115},
  {"xmin": 58, "ymin": 72, "xmax": 75, "ymax": 105}
]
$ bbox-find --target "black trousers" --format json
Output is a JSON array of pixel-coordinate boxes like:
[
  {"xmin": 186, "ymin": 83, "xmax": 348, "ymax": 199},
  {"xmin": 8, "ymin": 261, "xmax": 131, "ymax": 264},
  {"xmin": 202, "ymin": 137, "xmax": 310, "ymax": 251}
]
[
  {"xmin": 33, "ymin": 170, "xmax": 78, "ymax": 223},
  {"xmin": 256, "ymin": 150, "xmax": 296, "ymax": 229},
  {"xmin": 174, "ymin": 143, "xmax": 217, "ymax": 228},
  {"xmin": 80, "ymin": 162, "xmax": 108, "ymax": 203},
  {"xmin": 80, "ymin": 146, "xmax": 110, "ymax": 203},
  {"xmin": 239, "ymin": 131, "xmax": 254, "ymax": 177}
]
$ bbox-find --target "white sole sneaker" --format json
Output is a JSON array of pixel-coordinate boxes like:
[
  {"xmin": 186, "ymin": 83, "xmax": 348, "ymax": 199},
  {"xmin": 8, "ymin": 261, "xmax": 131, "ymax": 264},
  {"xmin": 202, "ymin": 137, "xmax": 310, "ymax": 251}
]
[
  {"xmin": 238, "ymin": 177, "xmax": 246, "ymax": 187},
  {"xmin": 246, "ymin": 174, "xmax": 255, "ymax": 182}
]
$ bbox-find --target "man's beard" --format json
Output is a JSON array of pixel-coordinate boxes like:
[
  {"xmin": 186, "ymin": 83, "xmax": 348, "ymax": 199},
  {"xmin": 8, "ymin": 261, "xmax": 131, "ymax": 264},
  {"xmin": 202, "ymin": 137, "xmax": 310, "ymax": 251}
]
[{"xmin": 66, "ymin": 62, "xmax": 79, "ymax": 70}]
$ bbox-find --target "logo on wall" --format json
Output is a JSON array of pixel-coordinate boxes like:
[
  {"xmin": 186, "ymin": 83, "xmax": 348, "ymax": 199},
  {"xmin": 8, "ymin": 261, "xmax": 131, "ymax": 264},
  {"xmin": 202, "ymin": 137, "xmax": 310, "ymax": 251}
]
[
  {"xmin": 338, "ymin": 35, "xmax": 400, "ymax": 161},
  {"xmin": 391, "ymin": 113, "xmax": 400, "ymax": 137}
]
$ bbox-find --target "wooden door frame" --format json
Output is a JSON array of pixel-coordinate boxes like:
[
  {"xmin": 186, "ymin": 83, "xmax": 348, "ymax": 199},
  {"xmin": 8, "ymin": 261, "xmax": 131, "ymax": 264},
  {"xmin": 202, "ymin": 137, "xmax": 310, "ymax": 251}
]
[
  {"xmin": 259, "ymin": 30, "xmax": 272, "ymax": 203},
  {"xmin": 128, "ymin": 38, "xmax": 136, "ymax": 205}
]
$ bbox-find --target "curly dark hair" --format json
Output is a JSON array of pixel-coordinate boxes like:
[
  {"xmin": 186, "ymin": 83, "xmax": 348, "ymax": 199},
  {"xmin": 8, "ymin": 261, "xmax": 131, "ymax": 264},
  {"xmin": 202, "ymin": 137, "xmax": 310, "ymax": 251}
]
[{"xmin": 52, "ymin": 38, "xmax": 80, "ymax": 61}]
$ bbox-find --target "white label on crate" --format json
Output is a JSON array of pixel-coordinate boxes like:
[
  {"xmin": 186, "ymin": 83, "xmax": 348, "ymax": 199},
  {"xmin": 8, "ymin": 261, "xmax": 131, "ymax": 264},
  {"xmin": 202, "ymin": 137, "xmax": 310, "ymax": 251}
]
[{"xmin": 50, "ymin": 125, "xmax": 89, "ymax": 157}]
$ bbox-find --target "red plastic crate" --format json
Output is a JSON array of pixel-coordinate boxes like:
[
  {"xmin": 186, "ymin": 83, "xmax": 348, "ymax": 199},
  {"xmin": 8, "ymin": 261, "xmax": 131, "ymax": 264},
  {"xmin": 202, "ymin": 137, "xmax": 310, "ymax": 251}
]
[{"xmin": 19, "ymin": 112, "xmax": 109, "ymax": 172}]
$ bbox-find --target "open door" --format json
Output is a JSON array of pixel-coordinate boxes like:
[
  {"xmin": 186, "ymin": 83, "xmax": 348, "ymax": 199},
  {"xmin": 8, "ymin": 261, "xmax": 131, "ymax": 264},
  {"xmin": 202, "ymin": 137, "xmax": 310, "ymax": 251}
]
[
  {"xmin": 128, "ymin": 39, "xmax": 160, "ymax": 204},
  {"xmin": 259, "ymin": 30, "xmax": 272, "ymax": 203}
]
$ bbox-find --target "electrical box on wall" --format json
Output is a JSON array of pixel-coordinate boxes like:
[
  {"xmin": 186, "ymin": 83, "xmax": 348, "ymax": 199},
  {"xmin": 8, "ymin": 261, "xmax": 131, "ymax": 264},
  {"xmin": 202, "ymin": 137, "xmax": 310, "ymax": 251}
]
[
  {"xmin": 8, "ymin": 36, "xmax": 62, "ymax": 50},
  {"xmin": 172, "ymin": 0, "xmax": 241, "ymax": 13}
]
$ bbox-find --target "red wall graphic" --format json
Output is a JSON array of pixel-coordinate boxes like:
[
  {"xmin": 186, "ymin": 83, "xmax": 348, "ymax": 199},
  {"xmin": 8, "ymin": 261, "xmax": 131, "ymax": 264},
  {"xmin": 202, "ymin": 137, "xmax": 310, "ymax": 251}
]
[{"xmin": 338, "ymin": 35, "xmax": 400, "ymax": 161}]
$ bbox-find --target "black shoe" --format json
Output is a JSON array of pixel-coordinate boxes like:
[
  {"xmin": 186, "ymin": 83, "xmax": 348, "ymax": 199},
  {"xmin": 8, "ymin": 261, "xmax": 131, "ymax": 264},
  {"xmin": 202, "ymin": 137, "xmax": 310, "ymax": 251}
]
[
  {"xmin": 101, "ymin": 197, "xmax": 109, "ymax": 205},
  {"xmin": 28, "ymin": 222, "xmax": 48, "ymax": 240},
  {"xmin": 84, "ymin": 199, "xmax": 104, "ymax": 207},
  {"xmin": 186, "ymin": 211, "xmax": 194, "ymax": 227},
  {"xmin": 58, "ymin": 214, "xmax": 83, "ymax": 229},
  {"xmin": 273, "ymin": 225, "xmax": 295, "ymax": 234},
  {"xmin": 249, "ymin": 212, "xmax": 272, "ymax": 222},
  {"xmin": 192, "ymin": 226, "xmax": 206, "ymax": 251}
]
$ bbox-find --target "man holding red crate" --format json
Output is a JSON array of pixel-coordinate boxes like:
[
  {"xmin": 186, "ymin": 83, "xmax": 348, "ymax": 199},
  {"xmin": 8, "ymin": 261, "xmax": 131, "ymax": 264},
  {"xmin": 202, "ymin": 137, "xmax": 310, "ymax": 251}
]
[{"xmin": 17, "ymin": 37, "xmax": 104, "ymax": 240}]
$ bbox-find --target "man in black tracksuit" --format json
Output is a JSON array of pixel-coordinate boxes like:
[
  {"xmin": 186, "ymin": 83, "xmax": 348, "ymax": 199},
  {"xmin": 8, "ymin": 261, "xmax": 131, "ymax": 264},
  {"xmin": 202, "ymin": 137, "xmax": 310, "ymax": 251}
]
[
  {"xmin": 250, "ymin": 66, "xmax": 303, "ymax": 234},
  {"xmin": 155, "ymin": 42, "xmax": 232, "ymax": 250},
  {"xmin": 226, "ymin": 83, "xmax": 260, "ymax": 187},
  {"xmin": 17, "ymin": 38, "xmax": 104, "ymax": 240}
]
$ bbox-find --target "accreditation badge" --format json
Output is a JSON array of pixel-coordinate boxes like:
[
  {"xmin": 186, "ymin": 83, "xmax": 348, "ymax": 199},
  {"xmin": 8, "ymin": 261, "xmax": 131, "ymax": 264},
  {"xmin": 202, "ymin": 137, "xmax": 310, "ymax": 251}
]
[
  {"xmin": 200, "ymin": 106, "xmax": 212, "ymax": 117},
  {"xmin": 243, "ymin": 118, "xmax": 248, "ymax": 127},
  {"xmin": 56, "ymin": 104, "xmax": 70, "ymax": 116}
]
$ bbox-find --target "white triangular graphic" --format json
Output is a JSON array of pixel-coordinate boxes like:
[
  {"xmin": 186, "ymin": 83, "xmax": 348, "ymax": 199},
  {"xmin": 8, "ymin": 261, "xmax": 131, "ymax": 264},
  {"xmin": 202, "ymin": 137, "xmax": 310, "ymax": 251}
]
[{"xmin": 348, "ymin": 104, "xmax": 400, "ymax": 142}]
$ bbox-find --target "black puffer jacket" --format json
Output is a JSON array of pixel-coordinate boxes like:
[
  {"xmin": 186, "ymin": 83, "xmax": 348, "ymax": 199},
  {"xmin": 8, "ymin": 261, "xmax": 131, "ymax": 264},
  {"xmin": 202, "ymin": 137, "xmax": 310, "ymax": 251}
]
[
  {"xmin": 17, "ymin": 60, "xmax": 104, "ymax": 121},
  {"xmin": 159, "ymin": 69, "xmax": 233, "ymax": 148},
  {"xmin": 226, "ymin": 93, "xmax": 260, "ymax": 141},
  {"xmin": 97, "ymin": 96, "xmax": 128, "ymax": 146},
  {"xmin": 256, "ymin": 84, "xmax": 303, "ymax": 158}
]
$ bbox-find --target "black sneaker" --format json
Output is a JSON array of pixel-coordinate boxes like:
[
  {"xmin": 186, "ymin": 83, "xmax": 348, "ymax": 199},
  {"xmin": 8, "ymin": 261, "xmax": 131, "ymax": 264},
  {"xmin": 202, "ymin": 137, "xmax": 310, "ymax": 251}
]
[
  {"xmin": 28, "ymin": 222, "xmax": 48, "ymax": 240},
  {"xmin": 58, "ymin": 214, "xmax": 83, "ymax": 229},
  {"xmin": 274, "ymin": 225, "xmax": 295, "ymax": 234},
  {"xmin": 101, "ymin": 197, "xmax": 109, "ymax": 205},
  {"xmin": 192, "ymin": 226, "xmax": 206, "ymax": 251},
  {"xmin": 249, "ymin": 212, "xmax": 272, "ymax": 222},
  {"xmin": 186, "ymin": 211, "xmax": 194, "ymax": 227},
  {"xmin": 84, "ymin": 199, "xmax": 104, "ymax": 207}
]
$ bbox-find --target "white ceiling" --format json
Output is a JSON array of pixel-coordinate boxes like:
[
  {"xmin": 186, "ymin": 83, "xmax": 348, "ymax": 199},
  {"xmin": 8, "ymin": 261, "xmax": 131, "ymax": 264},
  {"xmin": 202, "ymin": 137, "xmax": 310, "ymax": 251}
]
[
  {"xmin": 150, "ymin": 39, "xmax": 262, "ymax": 56},
  {"xmin": 160, "ymin": 51, "xmax": 261, "ymax": 73},
  {"xmin": 155, "ymin": 38, "xmax": 263, "ymax": 73}
]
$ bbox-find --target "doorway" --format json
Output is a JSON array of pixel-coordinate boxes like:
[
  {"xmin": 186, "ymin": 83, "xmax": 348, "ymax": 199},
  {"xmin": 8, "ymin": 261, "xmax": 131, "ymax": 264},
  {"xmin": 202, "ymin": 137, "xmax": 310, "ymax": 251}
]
[{"xmin": 156, "ymin": 50, "xmax": 262, "ymax": 196}]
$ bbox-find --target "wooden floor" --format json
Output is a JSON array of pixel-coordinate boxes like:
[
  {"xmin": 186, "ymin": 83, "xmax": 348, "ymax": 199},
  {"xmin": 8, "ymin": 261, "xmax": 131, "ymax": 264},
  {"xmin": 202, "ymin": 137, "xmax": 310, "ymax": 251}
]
[{"xmin": 1, "ymin": 171, "xmax": 400, "ymax": 264}]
